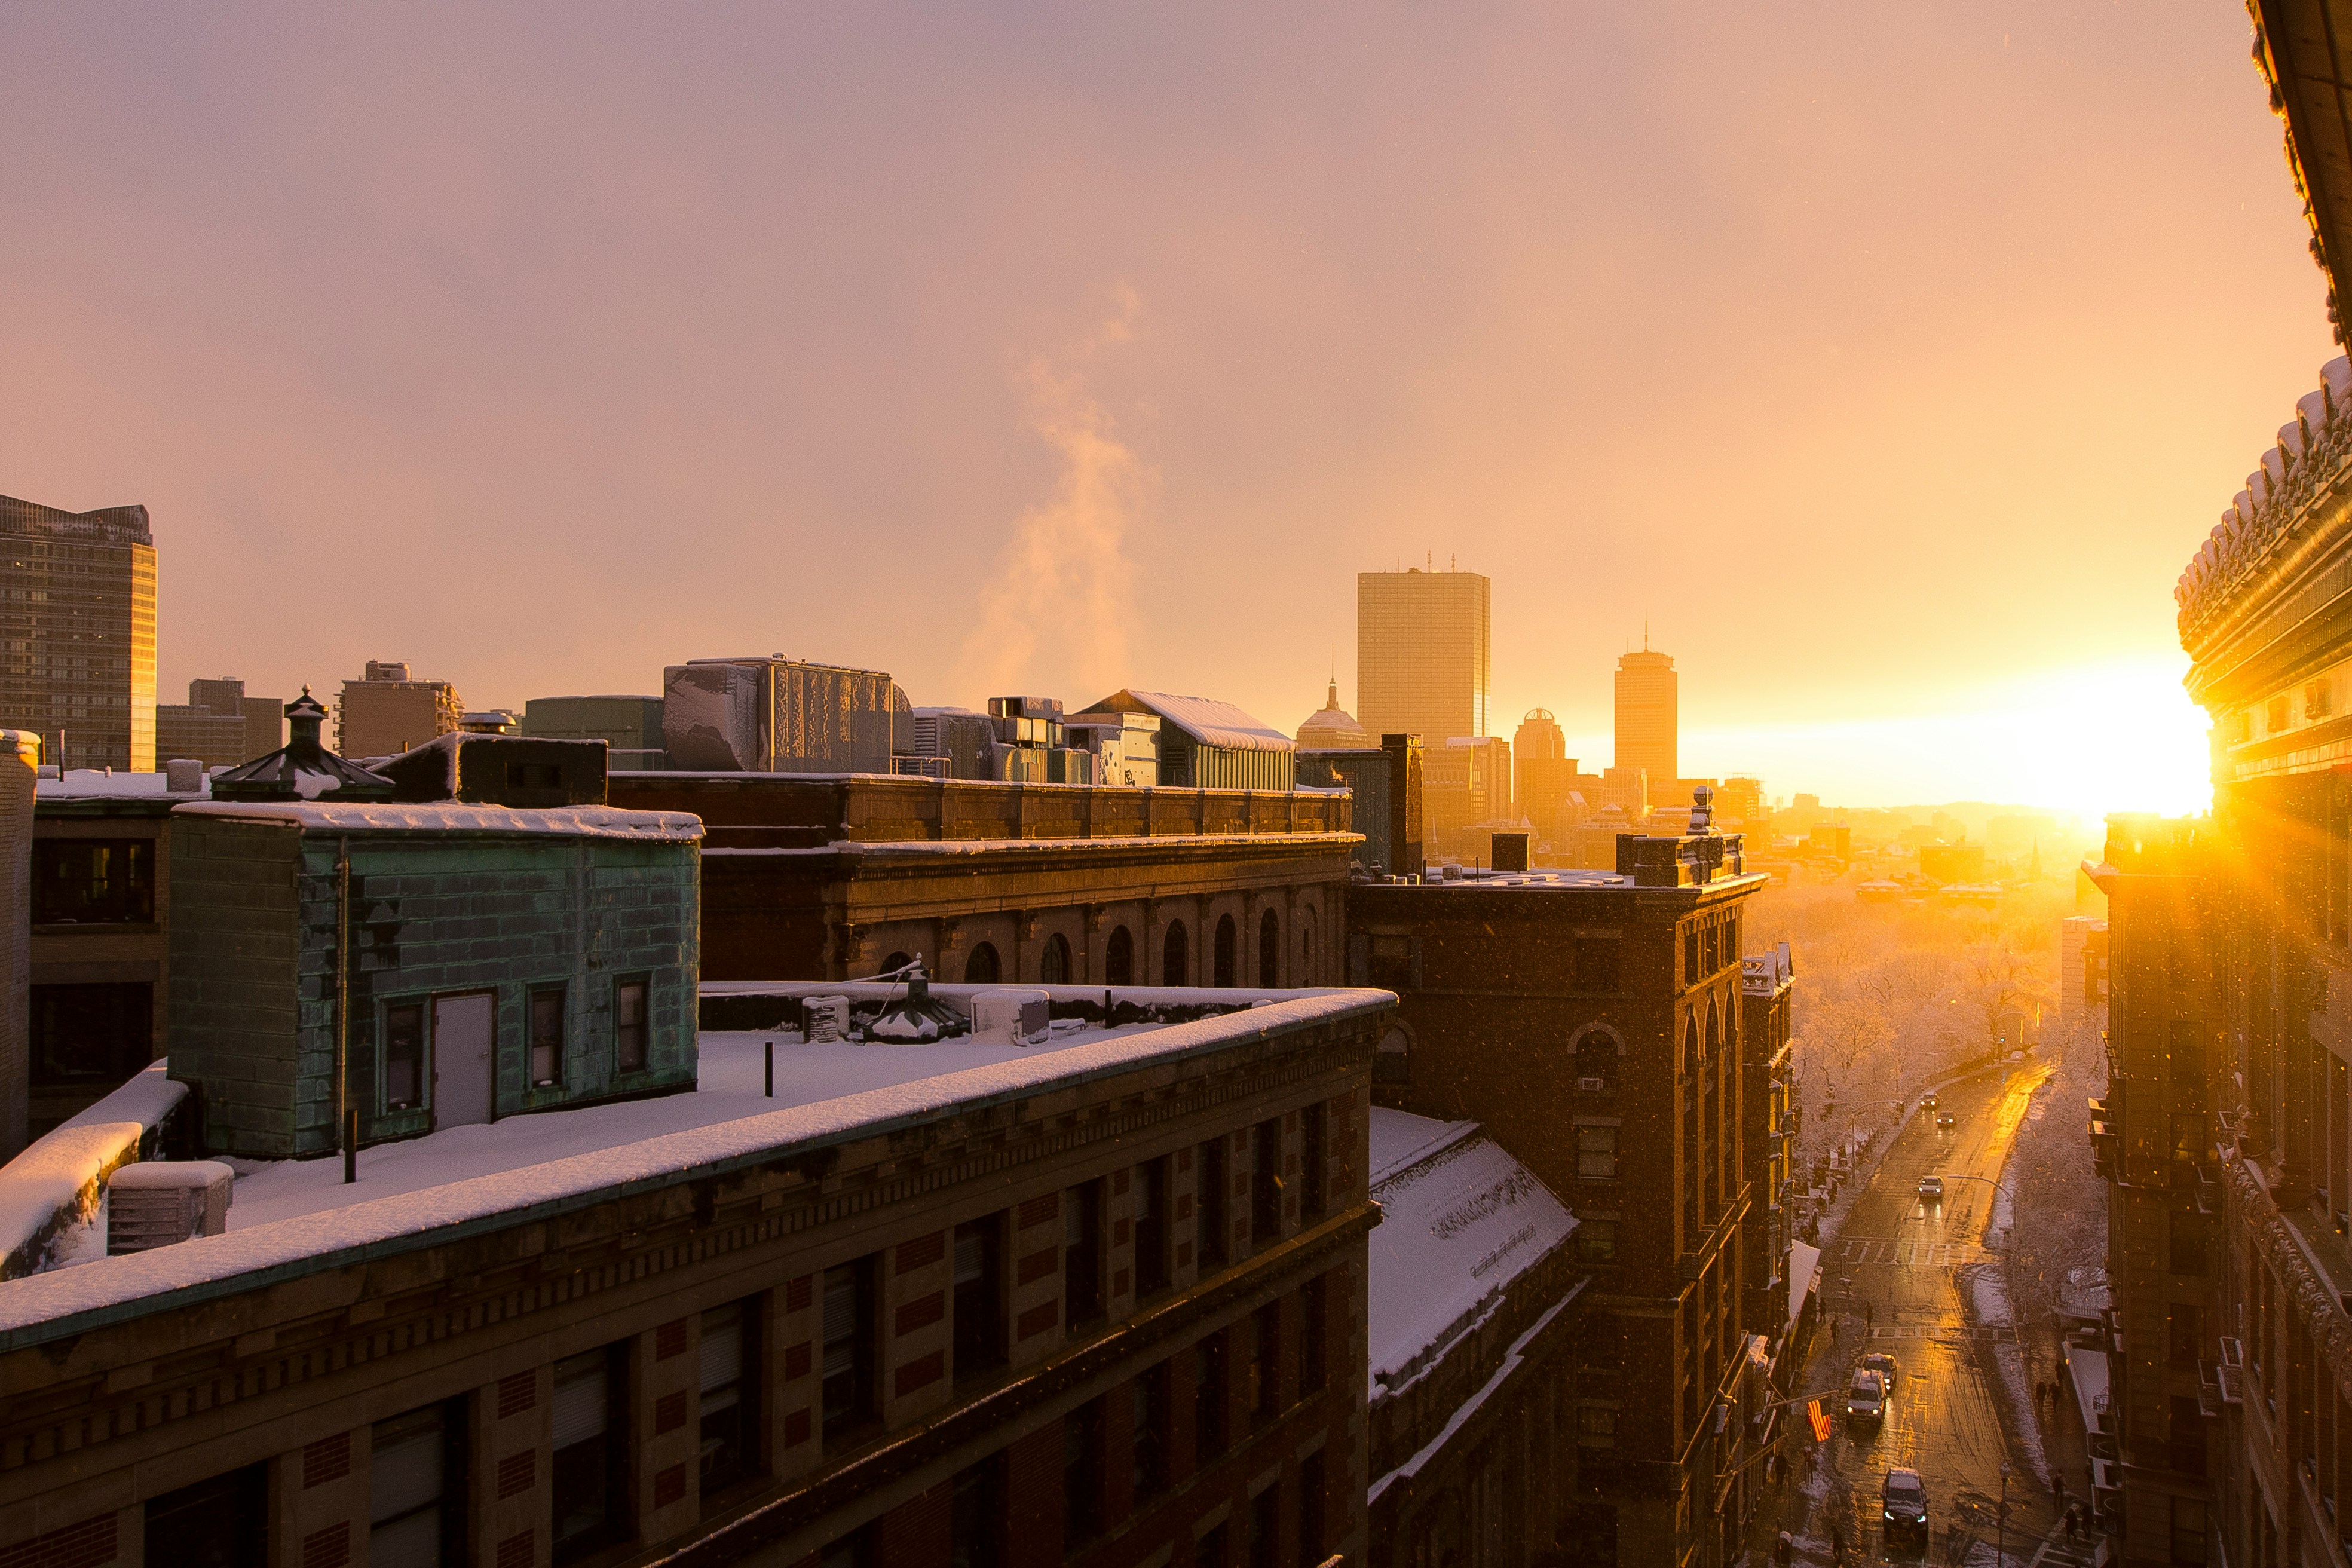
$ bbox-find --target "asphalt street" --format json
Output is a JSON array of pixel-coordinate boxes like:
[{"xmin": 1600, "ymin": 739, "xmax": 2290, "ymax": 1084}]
[{"xmin": 1757, "ymin": 1060, "xmax": 2070, "ymax": 1567}]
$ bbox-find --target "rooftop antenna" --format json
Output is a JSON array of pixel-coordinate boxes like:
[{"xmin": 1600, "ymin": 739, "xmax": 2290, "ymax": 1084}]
[
  {"xmin": 1426, "ymin": 550, "xmax": 1432, "ymax": 571},
  {"xmin": 1450, "ymin": 553, "xmax": 1456, "ymax": 571}
]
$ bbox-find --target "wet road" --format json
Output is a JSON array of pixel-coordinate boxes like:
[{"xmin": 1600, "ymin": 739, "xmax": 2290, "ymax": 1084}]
[{"xmin": 1762, "ymin": 1061, "xmax": 2065, "ymax": 1566}]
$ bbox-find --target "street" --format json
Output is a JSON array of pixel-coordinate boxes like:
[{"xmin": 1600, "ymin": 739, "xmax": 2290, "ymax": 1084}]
[{"xmin": 1758, "ymin": 1059, "xmax": 2072, "ymax": 1567}]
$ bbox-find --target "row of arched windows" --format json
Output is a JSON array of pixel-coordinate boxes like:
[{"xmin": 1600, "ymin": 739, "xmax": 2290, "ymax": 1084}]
[{"xmin": 878, "ymin": 908, "xmax": 1314, "ymax": 988}]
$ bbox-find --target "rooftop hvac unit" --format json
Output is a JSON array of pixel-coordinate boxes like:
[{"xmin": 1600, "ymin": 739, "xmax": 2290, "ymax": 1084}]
[
  {"xmin": 891, "ymin": 755, "xmax": 950, "ymax": 779},
  {"xmin": 108, "ymin": 1161, "xmax": 235, "ymax": 1254},
  {"xmin": 804, "ymin": 996, "xmax": 852, "ymax": 1043},
  {"xmin": 970, "ymin": 989, "xmax": 1052, "ymax": 1046}
]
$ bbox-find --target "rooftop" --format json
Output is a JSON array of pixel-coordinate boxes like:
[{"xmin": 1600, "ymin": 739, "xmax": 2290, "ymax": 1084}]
[
  {"xmin": 172, "ymin": 800, "xmax": 702, "ymax": 841},
  {"xmin": 0, "ymin": 987, "xmax": 1385, "ymax": 1344},
  {"xmin": 1082, "ymin": 689, "xmax": 1293, "ymax": 754}
]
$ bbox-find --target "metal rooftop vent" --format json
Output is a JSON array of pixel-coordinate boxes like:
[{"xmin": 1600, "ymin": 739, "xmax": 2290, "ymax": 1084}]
[{"xmin": 106, "ymin": 1161, "xmax": 234, "ymax": 1254}]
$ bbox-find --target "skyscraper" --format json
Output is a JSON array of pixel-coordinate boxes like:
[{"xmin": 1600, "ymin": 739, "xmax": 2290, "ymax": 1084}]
[
  {"xmin": 0, "ymin": 495, "xmax": 157, "ymax": 772},
  {"xmin": 1356, "ymin": 566, "xmax": 1490, "ymax": 744},
  {"xmin": 1613, "ymin": 644, "xmax": 1677, "ymax": 786}
]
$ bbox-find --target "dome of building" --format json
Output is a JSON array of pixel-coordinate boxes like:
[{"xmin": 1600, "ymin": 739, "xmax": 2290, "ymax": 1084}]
[{"xmin": 1295, "ymin": 678, "xmax": 1376, "ymax": 749}]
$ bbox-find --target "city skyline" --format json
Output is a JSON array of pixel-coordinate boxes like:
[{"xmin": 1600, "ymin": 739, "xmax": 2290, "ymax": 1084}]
[{"xmin": 0, "ymin": 4, "xmax": 2280, "ymax": 815}]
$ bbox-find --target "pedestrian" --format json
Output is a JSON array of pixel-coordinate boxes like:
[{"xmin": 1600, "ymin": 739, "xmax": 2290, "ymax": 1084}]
[
  {"xmin": 1866, "ymin": 1303, "xmax": 1875, "ymax": 1327},
  {"xmin": 2065, "ymin": 1507, "xmax": 2078, "ymax": 1545},
  {"xmin": 1832, "ymin": 1524, "xmax": 1846, "ymax": 1566}
]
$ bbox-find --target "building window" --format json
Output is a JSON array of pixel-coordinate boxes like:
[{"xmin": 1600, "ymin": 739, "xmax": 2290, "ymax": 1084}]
[
  {"xmin": 1578, "ymin": 1405, "xmax": 1618, "ymax": 1450},
  {"xmin": 1065, "ymin": 1180, "xmax": 1105, "ymax": 1328},
  {"xmin": 552, "ymin": 1345, "xmax": 628, "ymax": 1563},
  {"xmin": 1300, "ymin": 1274, "xmax": 1328, "ymax": 1395},
  {"xmin": 1164, "ymin": 921, "xmax": 1189, "ymax": 985},
  {"xmin": 2314, "ymin": 679, "xmax": 2336, "ymax": 721},
  {"xmin": 2170, "ymin": 1497, "xmax": 2209, "ymax": 1566},
  {"xmin": 371, "ymin": 1401, "xmax": 464, "ymax": 1566},
  {"xmin": 143, "ymin": 1464, "xmax": 266, "ymax": 1568},
  {"xmin": 1374, "ymin": 1024, "xmax": 1411, "ymax": 1084},
  {"xmin": 1214, "ymin": 914, "xmax": 1238, "ymax": 987},
  {"xmin": 1301, "ymin": 1102, "xmax": 1328, "ymax": 1221},
  {"xmin": 2270, "ymin": 693, "xmax": 2293, "ymax": 733},
  {"xmin": 1198, "ymin": 1135, "xmax": 1230, "ymax": 1270},
  {"xmin": 2171, "ymin": 1209, "xmax": 2209, "ymax": 1276},
  {"xmin": 1683, "ymin": 926, "xmax": 1699, "ymax": 985},
  {"xmin": 954, "ymin": 1215, "xmax": 1006, "ymax": 1381},
  {"xmin": 1578, "ymin": 1218, "xmax": 1619, "ymax": 1263},
  {"xmin": 29, "ymin": 981, "xmax": 151, "ymax": 1087},
  {"xmin": 1064, "ymin": 1398, "xmax": 1104, "ymax": 1546},
  {"xmin": 1252, "ymin": 1119, "xmax": 1283, "ymax": 1244},
  {"xmin": 529, "ymin": 988, "xmax": 565, "ymax": 1088},
  {"xmin": 2168, "ymin": 1303, "xmax": 2203, "ymax": 1370},
  {"xmin": 1195, "ymin": 1331, "xmax": 1229, "ymax": 1465},
  {"xmin": 382, "ymin": 1002, "xmax": 426, "ymax": 1110},
  {"xmin": 964, "ymin": 943, "xmax": 1001, "ymax": 984},
  {"xmin": 1298, "ymin": 1448, "xmax": 1327, "ymax": 1564},
  {"xmin": 1368, "ymin": 934, "xmax": 1414, "ymax": 990},
  {"xmin": 1577, "ymin": 1125, "xmax": 1619, "ymax": 1181},
  {"xmin": 1573, "ymin": 1031, "xmax": 1618, "ymax": 1091},
  {"xmin": 1725, "ymin": 916, "xmax": 1740, "ymax": 962},
  {"xmin": 1132, "ymin": 1363, "xmax": 1170, "ymax": 1501},
  {"xmin": 1249, "ymin": 1481, "xmax": 1281, "ymax": 1568},
  {"xmin": 1250, "ymin": 1301, "xmax": 1282, "ymax": 1426},
  {"xmin": 1702, "ymin": 923, "xmax": 1720, "ymax": 975},
  {"xmin": 33, "ymin": 838, "xmax": 154, "ymax": 924},
  {"xmin": 949, "ymin": 1454, "xmax": 1004, "ymax": 1568},
  {"xmin": 700, "ymin": 1299, "xmax": 755, "ymax": 1497},
  {"xmin": 1105, "ymin": 926, "xmax": 1134, "ymax": 986},
  {"xmin": 615, "ymin": 978, "xmax": 648, "ymax": 1073},
  {"xmin": 1258, "ymin": 909, "xmax": 1281, "ymax": 987},
  {"xmin": 1573, "ymin": 937, "xmax": 1621, "ymax": 993},
  {"xmin": 819, "ymin": 1526, "xmax": 873, "ymax": 1568},
  {"xmin": 1298, "ymin": 907, "xmax": 1317, "ymax": 982},
  {"xmin": 1136, "ymin": 1158, "xmax": 1171, "ymax": 1298},
  {"xmin": 1041, "ymin": 933, "xmax": 1071, "ymax": 984},
  {"xmin": 822, "ymin": 1257, "xmax": 877, "ymax": 1446},
  {"xmin": 1196, "ymin": 1523, "xmax": 1229, "ymax": 1568}
]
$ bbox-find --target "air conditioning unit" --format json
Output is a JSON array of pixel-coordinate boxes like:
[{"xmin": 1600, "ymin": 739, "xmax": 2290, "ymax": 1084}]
[
  {"xmin": 108, "ymin": 1162, "xmax": 234, "ymax": 1254},
  {"xmin": 970, "ymin": 989, "xmax": 1052, "ymax": 1046},
  {"xmin": 1578, "ymin": 1076, "xmax": 1608, "ymax": 1093},
  {"xmin": 804, "ymin": 995, "xmax": 852, "ymax": 1043}
]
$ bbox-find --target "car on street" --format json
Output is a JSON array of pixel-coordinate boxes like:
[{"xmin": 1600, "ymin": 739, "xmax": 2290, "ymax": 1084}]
[
  {"xmin": 1882, "ymin": 1467, "xmax": 1930, "ymax": 1541},
  {"xmin": 1847, "ymin": 1368, "xmax": 1888, "ymax": 1424},
  {"xmin": 1862, "ymin": 1351, "xmax": 1900, "ymax": 1390},
  {"xmin": 1917, "ymin": 1175, "xmax": 1944, "ymax": 1202},
  {"xmin": 1936, "ymin": 1111, "xmax": 1956, "ymax": 1130},
  {"xmin": 1920, "ymin": 1094, "xmax": 1936, "ymax": 1112}
]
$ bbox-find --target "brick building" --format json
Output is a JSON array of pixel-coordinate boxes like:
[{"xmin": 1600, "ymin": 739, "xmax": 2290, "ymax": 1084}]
[
  {"xmin": 1348, "ymin": 811, "xmax": 1767, "ymax": 1568},
  {"xmin": 0, "ymin": 982, "xmax": 1388, "ymax": 1568},
  {"xmin": 154, "ymin": 677, "xmax": 283, "ymax": 768},
  {"xmin": 608, "ymin": 773, "xmax": 1355, "ymax": 989},
  {"xmin": 337, "ymin": 662, "xmax": 464, "ymax": 759}
]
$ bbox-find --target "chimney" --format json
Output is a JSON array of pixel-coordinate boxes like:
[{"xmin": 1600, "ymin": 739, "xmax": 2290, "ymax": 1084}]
[
  {"xmin": 106, "ymin": 1161, "xmax": 234, "ymax": 1254},
  {"xmin": 164, "ymin": 758, "xmax": 206, "ymax": 794},
  {"xmin": 1490, "ymin": 831, "xmax": 1529, "ymax": 872}
]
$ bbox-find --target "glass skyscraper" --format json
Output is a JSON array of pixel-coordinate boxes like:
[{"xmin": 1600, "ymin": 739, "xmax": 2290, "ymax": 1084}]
[
  {"xmin": 1355, "ymin": 568, "xmax": 1490, "ymax": 745},
  {"xmin": 0, "ymin": 495, "xmax": 157, "ymax": 772}
]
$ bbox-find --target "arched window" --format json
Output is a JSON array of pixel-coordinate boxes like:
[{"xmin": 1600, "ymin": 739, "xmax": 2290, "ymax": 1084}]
[
  {"xmin": 1682, "ymin": 1015, "xmax": 1700, "ymax": 1080},
  {"xmin": 1105, "ymin": 926, "xmax": 1134, "ymax": 987},
  {"xmin": 1214, "ymin": 915, "xmax": 1238, "ymax": 987},
  {"xmin": 880, "ymin": 951, "xmax": 913, "ymax": 979},
  {"xmin": 965, "ymin": 942, "xmax": 1001, "ymax": 984},
  {"xmin": 1298, "ymin": 907, "xmax": 1317, "ymax": 984},
  {"xmin": 1041, "ymin": 933, "xmax": 1071, "ymax": 985},
  {"xmin": 1163, "ymin": 922, "xmax": 1189, "ymax": 986},
  {"xmin": 1705, "ymin": 999, "xmax": 1720, "ymax": 1059},
  {"xmin": 1573, "ymin": 1029, "xmax": 1619, "ymax": 1091},
  {"xmin": 1375, "ymin": 1023, "xmax": 1411, "ymax": 1083},
  {"xmin": 1258, "ymin": 909, "xmax": 1281, "ymax": 988}
]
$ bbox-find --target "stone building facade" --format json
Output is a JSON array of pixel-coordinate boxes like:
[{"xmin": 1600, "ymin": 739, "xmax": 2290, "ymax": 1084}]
[
  {"xmin": 608, "ymin": 773, "xmax": 1355, "ymax": 989},
  {"xmin": 0, "ymin": 989, "xmax": 1386, "ymax": 1568},
  {"xmin": 1348, "ymin": 824, "xmax": 1766, "ymax": 1568}
]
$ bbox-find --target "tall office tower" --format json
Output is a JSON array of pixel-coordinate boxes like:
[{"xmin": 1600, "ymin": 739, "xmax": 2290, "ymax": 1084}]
[
  {"xmin": 1356, "ymin": 566, "xmax": 1491, "ymax": 744},
  {"xmin": 1614, "ymin": 644, "xmax": 1677, "ymax": 785},
  {"xmin": 0, "ymin": 495, "xmax": 157, "ymax": 772}
]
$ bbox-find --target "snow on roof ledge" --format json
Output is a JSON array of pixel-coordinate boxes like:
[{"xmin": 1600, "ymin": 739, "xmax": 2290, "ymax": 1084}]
[
  {"xmin": 170, "ymin": 801, "xmax": 703, "ymax": 841},
  {"xmin": 0, "ymin": 1063, "xmax": 187, "ymax": 1281},
  {"xmin": 0, "ymin": 993, "xmax": 1387, "ymax": 1346}
]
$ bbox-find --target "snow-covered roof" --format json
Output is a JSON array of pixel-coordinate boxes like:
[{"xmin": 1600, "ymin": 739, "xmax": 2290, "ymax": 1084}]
[
  {"xmin": 37, "ymin": 770, "xmax": 210, "ymax": 801},
  {"xmin": 170, "ymin": 801, "xmax": 703, "ymax": 841},
  {"xmin": 0, "ymin": 993, "xmax": 1386, "ymax": 1340},
  {"xmin": 0, "ymin": 1063, "xmax": 187, "ymax": 1279},
  {"xmin": 1365, "ymin": 1107, "xmax": 1575, "ymax": 1395},
  {"xmin": 1084, "ymin": 690, "xmax": 1292, "ymax": 754}
]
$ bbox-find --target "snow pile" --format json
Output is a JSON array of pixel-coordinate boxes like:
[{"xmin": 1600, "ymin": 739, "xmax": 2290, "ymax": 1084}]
[
  {"xmin": 1365, "ymin": 1107, "xmax": 1575, "ymax": 1395},
  {"xmin": 0, "ymin": 1063, "xmax": 187, "ymax": 1279},
  {"xmin": 1964, "ymin": 1263, "xmax": 2049, "ymax": 1484}
]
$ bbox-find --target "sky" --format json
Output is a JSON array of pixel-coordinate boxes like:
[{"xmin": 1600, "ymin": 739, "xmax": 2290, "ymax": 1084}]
[{"xmin": 0, "ymin": 3, "xmax": 2328, "ymax": 816}]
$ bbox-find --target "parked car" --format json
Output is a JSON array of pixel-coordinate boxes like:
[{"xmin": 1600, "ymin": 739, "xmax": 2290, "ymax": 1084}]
[
  {"xmin": 1882, "ymin": 1467, "xmax": 1930, "ymax": 1541},
  {"xmin": 1936, "ymin": 1111, "xmax": 1957, "ymax": 1130},
  {"xmin": 1848, "ymin": 1368, "xmax": 1889, "ymax": 1423},
  {"xmin": 1862, "ymin": 1350, "xmax": 1900, "ymax": 1390},
  {"xmin": 1918, "ymin": 1175, "xmax": 1944, "ymax": 1202}
]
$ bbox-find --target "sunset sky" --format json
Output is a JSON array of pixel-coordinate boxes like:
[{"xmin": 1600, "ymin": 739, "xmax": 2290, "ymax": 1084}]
[{"xmin": 0, "ymin": 3, "xmax": 2328, "ymax": 814}]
